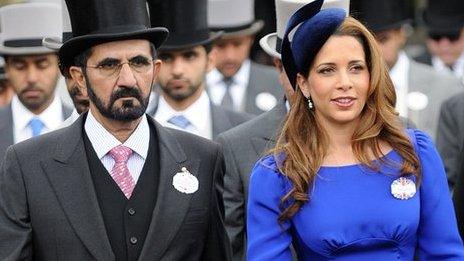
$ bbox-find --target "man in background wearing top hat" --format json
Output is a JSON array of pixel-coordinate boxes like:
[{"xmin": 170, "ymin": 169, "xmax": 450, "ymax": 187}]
[
  {"xmin": 43, "ymin": 0, "xmax": 89, "ymax": 128},
  {"xmin": 351, "ymin": 0, "xmax": 462, "ymax": 141},
  {"xmin": 206, "ymin": 0, "xmax": 284, "ymax": 115},
  {"xmin": 0, "ymin": 0, "xmax": 231, "ymax": 259},
  {"xmin": 415, "ymin": 0, "xmax": 464, "ymax": 82},
  {"xmin": 0, "ymin": 2, "xmax": 72, "ymax": 163},
  {"xmin": 216, "ymin": 0, "xmax": 349, "ymax": 259},
  {"xmin": 148, "ymin": 0, "xmax": 252, "ymax": 141}
]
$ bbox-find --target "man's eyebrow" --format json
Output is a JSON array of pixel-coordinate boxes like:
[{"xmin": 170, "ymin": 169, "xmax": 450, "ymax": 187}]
[{"xmin": 95, "ymin": 57, "xmax": 120, "ymax": 65}]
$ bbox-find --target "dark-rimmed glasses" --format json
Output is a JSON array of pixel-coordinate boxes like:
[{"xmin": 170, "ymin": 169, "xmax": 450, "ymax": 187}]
[{"xmin": 86, "ymin": 57, "xmax": 155, "ymax": 78}]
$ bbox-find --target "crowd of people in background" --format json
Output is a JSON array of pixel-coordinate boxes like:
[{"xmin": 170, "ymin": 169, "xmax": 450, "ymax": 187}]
[{"xmin": 0, "ymin": 0, "xmax": 464, "ymax": 260}]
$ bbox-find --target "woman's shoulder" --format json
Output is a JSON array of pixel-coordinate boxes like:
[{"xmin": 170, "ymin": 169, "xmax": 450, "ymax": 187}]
[
  {"xmin": 250, "ymin": 154, "xmax": 290, "ymax": 187},
  {"xmin": 405, "ymin": 128, "xmax": 435, "ymax": 155}
]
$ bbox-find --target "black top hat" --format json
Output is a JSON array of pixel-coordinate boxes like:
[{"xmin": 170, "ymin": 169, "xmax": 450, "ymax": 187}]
[
  {"xmin": 147, "ymin": 0, "xmax": 222, "ymax": 51},
  {"xmin": 58, "ymin": 0, "xmax": 169, "ymax": 68},
  {"xmin": 423, "ymin": 0, "xmax": 464, "ymax": 34},
  {"xmin": 350, "ymin": 0, "xmax": 410, "ymax": 32}
]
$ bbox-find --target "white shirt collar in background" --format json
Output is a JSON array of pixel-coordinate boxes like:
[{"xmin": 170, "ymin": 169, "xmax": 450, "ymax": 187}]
[
  {"xmin": 389, "ymin": 51, "xmax": 410, "ymax": 117},
  {"xmin": 432, "ymin": 52, "xmax": 464, "ymax": 80},
  {"xmin": 206, "ymin": 59, "xmax": 251, "ymax": 111},
  {"xmin": 12, "ymin": 94, "xmax": 64, "ymax": 143},
  {"xmin": 154, "ymin": 90, "xmax": 212, "ymax": 140}
]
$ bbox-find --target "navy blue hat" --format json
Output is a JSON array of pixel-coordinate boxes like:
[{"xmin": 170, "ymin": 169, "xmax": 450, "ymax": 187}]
[{"xmin": 281, "ymin": 0, "xmax": 345, "ymax": 89}]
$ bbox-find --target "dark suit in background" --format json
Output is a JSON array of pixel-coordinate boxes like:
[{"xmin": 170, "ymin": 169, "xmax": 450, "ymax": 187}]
[{"xmin": 216, "ymin": 101, "xmax": 287, "ymax": 260}]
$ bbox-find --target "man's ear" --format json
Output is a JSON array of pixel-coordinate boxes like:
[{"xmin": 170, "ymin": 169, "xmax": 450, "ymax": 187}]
[
  {"xmin": 69, "ymin": 66, "xmax": 88, "ymax": 96},
  {"xmin": 296, "ymin": 73, "xmax": 310, "ymax": 98},
  {"xmin": 206, "ymin": 48, "xmax": 217, "ymax": 72}
]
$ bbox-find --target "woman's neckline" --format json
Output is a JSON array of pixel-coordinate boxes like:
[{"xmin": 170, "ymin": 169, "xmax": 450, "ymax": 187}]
[{"xmin": 320, "ymin": 149, "xmax": 396, "ymax": 169}]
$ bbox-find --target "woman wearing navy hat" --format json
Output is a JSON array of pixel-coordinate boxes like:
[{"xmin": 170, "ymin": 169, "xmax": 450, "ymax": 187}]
[{"xmin": 246, "ymin": 0, "xmax": 464, "ymax": 259}]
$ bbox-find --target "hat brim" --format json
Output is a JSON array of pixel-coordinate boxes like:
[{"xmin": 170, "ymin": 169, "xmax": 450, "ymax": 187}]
[
  {"xmin": 42, "ymin": 37, "xmax": 62, "ymax": 51},
  {"xmin": 214, "ymin": 20, "xmax": 264, "ymax": 39},
  {"xmin": 423, "ymin": 10, "xmax": 464, "ymax": 34},
  {"xmin": 0, "ymin": 45, "xmax": 57, "ymax": 55},
  {"xmin": 259, "ymin": 33, "xmax": 280, "ymax": 59},
  {"xmin": 58, "ymin": 27, "xmax": 169, "ymax": 68},
  {"xmin": 159, "ymin": 31, "xmax": 223, "ymax": 51}
]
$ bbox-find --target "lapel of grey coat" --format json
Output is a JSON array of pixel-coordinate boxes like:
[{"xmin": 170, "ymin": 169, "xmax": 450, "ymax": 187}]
[
  {"xmin": 250, "ymin": 100, "xmax": 287, "ymax": 156},
  {"xmin": 244, "ymin": 62, "xmax": 264, "ymax": 114},
  {"xmin": 210, "ymin": 103, "xmax": 234, "ymax": 140},
  {"xmin": 0, "ymin": 104, "xmax": 14, "ymax": 158},
  {"xmin": 138, "ymin": 118, "xmax": 200, "ymax": 260},
  {"xmin": 40, "ymin": 113, "xmax": 115, "ymax": 261}
]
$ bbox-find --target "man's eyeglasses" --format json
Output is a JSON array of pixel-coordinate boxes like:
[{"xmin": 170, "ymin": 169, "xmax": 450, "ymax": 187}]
[
  {"xmin": 86, "ymin": 57, "xmax": 155, "ymax": 78},
  {"xmin": 429, "ymin": 32, "xmax": 461, "ymax": 42}
]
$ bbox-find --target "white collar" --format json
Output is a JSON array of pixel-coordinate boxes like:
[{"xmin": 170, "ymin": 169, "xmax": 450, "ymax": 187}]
[
  {"xmin": 432, "ymin": 52, "xmax": 464, "ymax": 78},
  {"xmin": 207, "ymin": 59, "xmax": 251, "ymax": 86},
  {"xmin": 155, "ymin": 90, "xmax": 211, "ymax": 133},
  {"xmin": 389, "ymin": 51, "xmax": 410, "ymax": 117},
  {"xmin": 12, "ymin": 94, "xmax": 63, "ymax": 132},
  {"xmin": 84, "ymin": 109, "xmax": 150, "ymax": 160}
]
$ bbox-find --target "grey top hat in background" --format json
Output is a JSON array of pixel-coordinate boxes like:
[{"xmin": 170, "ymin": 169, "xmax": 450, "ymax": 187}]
[
  {"xmin": 260, "ymin": 0, "xmax": 350, "ymax": 59},
  {"xmin": 0, "ymin": 2, "xmax": 61, "ymax": 55},
  {"xmin": 42, "ymin": 0, "xmax": 71, "ymax": 51},
  {"xmin": 208, "ymin": 0, "xmax": 264, "ymax": 38}
]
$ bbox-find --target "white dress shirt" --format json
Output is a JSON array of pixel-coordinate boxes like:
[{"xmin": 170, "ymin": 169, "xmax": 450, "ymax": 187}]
[
  {"xmin": 390, "ymin": 51, "xmax": 410, "ymax": 117},
  {"xmin": 84, "ymin": 109, "xmax": 149, "ymax": 184},
  {"xmin": 432, "ymin": 53, "xmax": 464, "ymax": 81},
  {"xmin": 12, "ymin": 95, "xmax": 64, "ymax": 143},
  {"xmin": 207, "ymin": 59, "xmax": 250, "ymax": 111},
  {"xmin": 154, "ymin": 91, "xmax": 213, "ymax": 140}
]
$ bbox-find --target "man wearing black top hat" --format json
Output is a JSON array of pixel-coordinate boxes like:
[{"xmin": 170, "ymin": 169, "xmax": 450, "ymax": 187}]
[
  {"xmin": 206, "ymin": 0, "xmax": 284, "ymax": 116},
  {"xmin": 0, "ymin": 0, "xmax": 231, "ymax": 260},
  {"xmin": 147, "ymin": 0, "xmax": 252, "ymax": 141},
  {"xmin": 414, "ymin": 0, "xmax": 464, "ymax": 82}
]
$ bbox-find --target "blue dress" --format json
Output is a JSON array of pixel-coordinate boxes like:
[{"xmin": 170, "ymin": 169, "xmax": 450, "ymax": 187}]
[{"xmin": 247, "ymin": 130, "xmax": 464, "ymax": 260}]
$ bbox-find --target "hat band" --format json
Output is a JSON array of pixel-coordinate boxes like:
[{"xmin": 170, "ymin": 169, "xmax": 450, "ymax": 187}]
[
  {"xmin": 62, "ymin": 32, "xmax": 73, "ymax": 43},
  {"xmin": 4, "ymin": 38, "xmax": 43, "ymax": 47},
  {"xmin": 210, "ymin": 21, "xmax": 254, "ymax": 33}
]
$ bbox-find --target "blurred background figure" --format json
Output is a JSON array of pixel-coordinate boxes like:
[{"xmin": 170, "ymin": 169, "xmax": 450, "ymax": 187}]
[
  {"xmin": 149, "ymin": 0, "xmax": 252, "ymax": 141},
  {"xmin": 0, "ymin": 2, "xmax": 71, "ymax": 161},
  {"xmin": 0, "ymin": 58, "xmax": 14, "ymax": 107},
  {"xmin": 415, "ymin": 0, "xmax": 464, "ymax": 82},
  {"xmin": 207, "ymin": 0, "xmax": 283, "ymax": 115},
  {"xmin": 351, "ymin": 0, "xmax": 462, "ymax": 140},
  {"xmin": 43, "ymin": 0, "xmax": 89, "ymax": 127}
]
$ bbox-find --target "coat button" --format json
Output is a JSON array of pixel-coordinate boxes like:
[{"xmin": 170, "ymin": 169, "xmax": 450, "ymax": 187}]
[
  {"xmin": 128, "ymin": 208, "xmax": 136, "ymax": 216},
  {"xmin": 130, "ymin": 236, "xmax": 138, "ymax": 245}
]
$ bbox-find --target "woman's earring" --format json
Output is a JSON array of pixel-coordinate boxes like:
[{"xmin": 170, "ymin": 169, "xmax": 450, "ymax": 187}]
[{"xmin": 307, "ymin": 97, "xmax": 314, "ymax": 110}]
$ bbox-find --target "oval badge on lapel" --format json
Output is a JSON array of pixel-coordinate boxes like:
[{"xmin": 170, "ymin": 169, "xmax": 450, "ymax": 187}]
[
  {"xmin": 391, "ymin": 177, "xmax": 416, "ymax": 200},
  {"xmin": 255, "ymin": 92, "xmax": 277, "ymax": 111},
  {"xmin": 173, "ymin": 167, "xmax": 199, "ymax": 194}
]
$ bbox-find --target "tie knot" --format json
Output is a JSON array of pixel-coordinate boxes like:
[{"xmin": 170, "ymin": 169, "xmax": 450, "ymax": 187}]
[
  {"xmin": 109, "ymin": 145, "xmax": 133, "ymax": 163},
  {"xmin": 29, "ymin": 117, "xmax": 44, "ymax": 137},
  {"xmin": 167, "ymin": 115, "xmax": 191, "ymax": 129},
  {"xmin": 223, "ymin": 77, "xmax": 234, "ymax": 88}
]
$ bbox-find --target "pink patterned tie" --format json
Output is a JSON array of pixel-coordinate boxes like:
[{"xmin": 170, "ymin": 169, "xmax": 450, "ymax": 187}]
[{"xmin": 108, "ymin": 145, "xmax": 135, "ymax": 199}]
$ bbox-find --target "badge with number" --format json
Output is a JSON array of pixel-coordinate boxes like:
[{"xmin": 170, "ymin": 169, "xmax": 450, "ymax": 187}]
[{"xmin": 172, "ymin": 167, "xmax": 199, "ymax": 194}]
